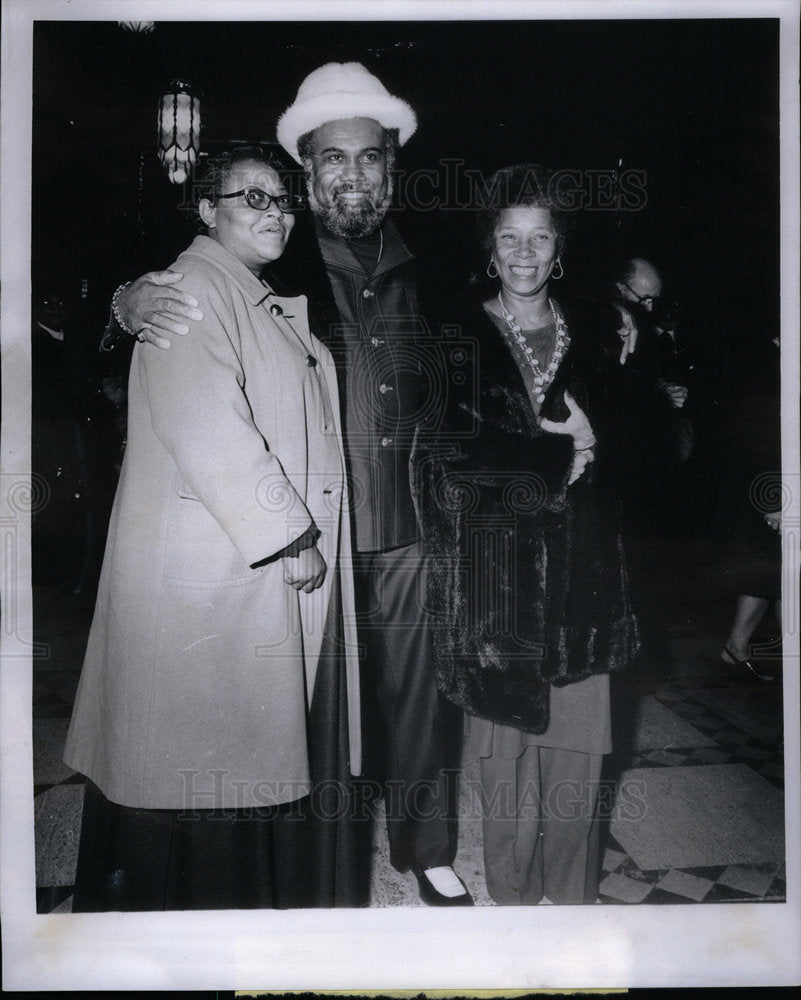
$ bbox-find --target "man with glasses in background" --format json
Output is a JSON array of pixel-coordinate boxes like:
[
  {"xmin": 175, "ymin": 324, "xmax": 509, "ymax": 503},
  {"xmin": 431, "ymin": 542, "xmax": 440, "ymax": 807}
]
[
  {"xmin": 614, "ymin": 257, "xmax": 692, "ymax": 414},
  {"xmin": 614, "ymin": 256, "xmax": 663, "ymax": 313}
]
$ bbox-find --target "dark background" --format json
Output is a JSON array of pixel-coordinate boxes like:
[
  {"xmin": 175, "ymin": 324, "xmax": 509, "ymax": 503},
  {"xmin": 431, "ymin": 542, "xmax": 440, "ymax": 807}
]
[
  {"xmin": 29, "ymin": 15, "xmax": 782, "ymax": 585},
  {"xmin": 23, "ymin": 14, "xmax": 789, "ymax": 952},
  {"xmin": 33, "ymin": 17, "xmax": 779, "ymax": 343}
]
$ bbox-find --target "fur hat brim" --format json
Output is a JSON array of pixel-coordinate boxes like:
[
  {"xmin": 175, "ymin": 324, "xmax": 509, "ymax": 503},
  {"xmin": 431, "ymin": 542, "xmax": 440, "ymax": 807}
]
[{"xmin": 277, "ymin": 92, "xmax": 417, "ymax": 164}]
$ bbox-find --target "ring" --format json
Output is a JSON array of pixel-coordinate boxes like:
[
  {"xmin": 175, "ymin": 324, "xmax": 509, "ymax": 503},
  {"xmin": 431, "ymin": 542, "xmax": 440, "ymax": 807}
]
[{"xmin": 135, "ymin": 329, "xmax": 147, "ymax": 343}]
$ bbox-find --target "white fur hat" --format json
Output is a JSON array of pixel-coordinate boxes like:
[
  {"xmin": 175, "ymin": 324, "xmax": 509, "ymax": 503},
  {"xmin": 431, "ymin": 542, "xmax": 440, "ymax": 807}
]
[{"xmin": 276, "ymin": 62, "xmax": 417, "ymax": 163}]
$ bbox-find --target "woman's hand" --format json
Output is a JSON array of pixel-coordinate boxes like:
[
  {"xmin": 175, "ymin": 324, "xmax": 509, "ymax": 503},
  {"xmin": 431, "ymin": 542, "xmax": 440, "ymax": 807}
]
[
  {"xmin": 764, "ymin": 511, "xmax": 781, "ymax": 532},
  {"xmin": 539, "ymin": 391, "xmax": 596, "ymax": 451},
  {"xmin": 119, "ymin": 270, "xmax": 204, "ymax": 349},
  {"xmin": 568, "ymin": 447, "xmax": 594, "ymax": 485},
  {"xmin": 283, "ymin": 544, "xmax": 327, "ymax": 594},
  {"xmin": 540, "ymin": 392, "xmax": 596, "ymax": 486}
]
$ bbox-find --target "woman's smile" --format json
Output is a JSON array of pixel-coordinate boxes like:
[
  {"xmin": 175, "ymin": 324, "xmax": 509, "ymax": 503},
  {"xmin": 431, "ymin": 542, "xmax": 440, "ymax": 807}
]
[
  {"xmin": 201, "ymin": 159, "xmax": 295, "ymax": 274},
  {"xmin": 492, "ymin": 205, "xmax": 558, "ymax": 301}
]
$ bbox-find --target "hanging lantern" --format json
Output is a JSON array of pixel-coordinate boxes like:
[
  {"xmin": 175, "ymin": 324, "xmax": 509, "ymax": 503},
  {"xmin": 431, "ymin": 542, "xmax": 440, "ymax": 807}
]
[
  {"xmin": 118, "ymin": 22, "xmax": 155, "ymax": 33},
  {"xmin": 157, "ymin": 80, "xmax": 201, "ymax": 185}
]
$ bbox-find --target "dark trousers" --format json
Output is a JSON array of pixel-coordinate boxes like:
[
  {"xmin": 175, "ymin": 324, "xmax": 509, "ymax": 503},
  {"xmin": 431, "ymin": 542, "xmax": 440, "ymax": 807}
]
[{"xmin": 355, "ymin": 541, "xmax": 460, "ymax": 872}]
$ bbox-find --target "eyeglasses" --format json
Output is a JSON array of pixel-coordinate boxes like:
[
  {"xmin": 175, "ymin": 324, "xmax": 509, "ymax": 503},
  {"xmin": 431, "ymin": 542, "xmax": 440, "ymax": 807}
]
[
  {"xmin": 216, "ymin": 187, "xmax": 299, "ymax": 212},
  {"xmin": 621, "ymin": 281, "xmax": 661, "ymax": 308}
]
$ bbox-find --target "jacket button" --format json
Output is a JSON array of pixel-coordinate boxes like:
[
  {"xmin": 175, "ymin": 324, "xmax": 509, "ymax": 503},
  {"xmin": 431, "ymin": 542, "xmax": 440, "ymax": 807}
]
[
  {"xmin": 378, "ymin": 383, "xmax": 394, "ymax": 394},
  {"xmin": 380, "ymin": 437, "xmax": 393, "ymax": 447},
  {"xmin": 362, "ymin": 288, "xmax": 374, "ymax": 298}
]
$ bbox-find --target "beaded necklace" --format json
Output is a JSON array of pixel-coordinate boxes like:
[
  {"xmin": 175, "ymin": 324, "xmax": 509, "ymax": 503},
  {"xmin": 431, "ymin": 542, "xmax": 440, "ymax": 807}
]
[{"xmin": 497, "ymin": 293, "xmax": 569, "ymax": 404}]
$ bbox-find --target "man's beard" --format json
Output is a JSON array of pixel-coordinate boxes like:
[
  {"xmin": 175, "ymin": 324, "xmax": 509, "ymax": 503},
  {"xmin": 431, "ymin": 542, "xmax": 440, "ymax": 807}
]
[{"xmin": 306, "ymin": 178, "xmax": 394, "ymax": 239}]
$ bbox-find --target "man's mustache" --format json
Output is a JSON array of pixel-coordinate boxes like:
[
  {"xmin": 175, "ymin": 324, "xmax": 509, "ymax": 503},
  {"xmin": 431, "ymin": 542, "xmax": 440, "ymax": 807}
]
[{"xmin": 333, "ymin": 184, "xmax": 374, "ymax": 196}]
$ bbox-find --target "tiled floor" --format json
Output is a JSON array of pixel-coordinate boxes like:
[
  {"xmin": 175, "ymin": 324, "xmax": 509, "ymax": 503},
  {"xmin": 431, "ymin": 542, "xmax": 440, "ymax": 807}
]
[
  {"xmin": 32, "ymin": 543, "xmax": 786, "ymax": 910},
  {"xmin": 598, "ymin": 682, "xmax": 786, "ymax": 903}
]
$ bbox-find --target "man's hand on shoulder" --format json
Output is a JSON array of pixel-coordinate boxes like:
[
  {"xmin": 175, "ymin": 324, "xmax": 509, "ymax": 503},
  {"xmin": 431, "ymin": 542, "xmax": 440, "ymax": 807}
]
[{"xmin": 120, "ymin": 270, "xmax": 205, "ymax": 349}]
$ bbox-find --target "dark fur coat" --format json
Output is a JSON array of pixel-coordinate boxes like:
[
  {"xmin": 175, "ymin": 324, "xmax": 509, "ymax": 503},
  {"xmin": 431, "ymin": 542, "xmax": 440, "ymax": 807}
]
[{"xmin": 414, "ymin": 296, "xmax": 639, "ymax": 734}]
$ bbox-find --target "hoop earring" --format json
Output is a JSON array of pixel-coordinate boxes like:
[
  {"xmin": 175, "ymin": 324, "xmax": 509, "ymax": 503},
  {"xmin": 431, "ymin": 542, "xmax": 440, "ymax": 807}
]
[
  {"xmin": 551, "ymin": 258, "xmax": 564, "ymax": 281},
  {"xmin": 486, "ymin": 259, "xmax": 498, "ymax": 279}
]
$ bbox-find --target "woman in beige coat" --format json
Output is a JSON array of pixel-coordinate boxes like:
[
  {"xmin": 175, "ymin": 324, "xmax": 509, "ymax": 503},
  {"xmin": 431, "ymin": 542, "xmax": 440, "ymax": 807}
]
[{"xmin": 64, "ymin": 147, "xmax": 362, "ymax": 910}]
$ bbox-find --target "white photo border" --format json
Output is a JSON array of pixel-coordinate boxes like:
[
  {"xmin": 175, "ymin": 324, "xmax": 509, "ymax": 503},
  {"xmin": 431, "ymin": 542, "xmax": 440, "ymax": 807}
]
[{"xmin": 2, "ymin": 0, "xmax": 799, "ymax": 990}]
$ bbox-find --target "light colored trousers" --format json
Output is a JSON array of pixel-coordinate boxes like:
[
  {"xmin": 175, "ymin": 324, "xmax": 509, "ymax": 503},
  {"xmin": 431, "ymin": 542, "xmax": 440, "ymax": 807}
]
[{"xmin": 479, "ymin": 746, "xmax": 603, "ymax": 905}]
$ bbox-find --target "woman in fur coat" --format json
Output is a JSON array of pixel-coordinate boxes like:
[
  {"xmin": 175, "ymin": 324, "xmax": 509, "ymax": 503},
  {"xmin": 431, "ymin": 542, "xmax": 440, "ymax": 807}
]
[{"xmin": 416, "ymin": 164, "xmax": 639, "ymax": 905}]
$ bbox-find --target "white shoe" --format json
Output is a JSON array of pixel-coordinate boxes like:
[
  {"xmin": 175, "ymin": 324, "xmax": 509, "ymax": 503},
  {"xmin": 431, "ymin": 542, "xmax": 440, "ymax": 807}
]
[
  {"xmin": 423, "ymin": 866, "xmax": 468, "ymax": 897},
  {"xmin": 416, "ymin": 866, "xmax": 474, "ymax": 906}
]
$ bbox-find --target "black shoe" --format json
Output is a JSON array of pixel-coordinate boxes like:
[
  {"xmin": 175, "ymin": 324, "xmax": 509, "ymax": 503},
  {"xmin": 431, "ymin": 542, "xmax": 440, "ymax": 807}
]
[
  {"xmin": 415, "ymin": 867, "xmax": 474, "ymax": 907},
  {"xmin": 720, "ymin": 646, "xmax": 776, "ymax": 682}
]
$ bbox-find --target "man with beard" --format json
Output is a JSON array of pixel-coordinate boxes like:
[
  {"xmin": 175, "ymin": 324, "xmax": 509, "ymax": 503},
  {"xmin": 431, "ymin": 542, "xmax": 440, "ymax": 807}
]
[{"xmin": 101, "ymin": 63, "xmax": 472, "ymax": 906}]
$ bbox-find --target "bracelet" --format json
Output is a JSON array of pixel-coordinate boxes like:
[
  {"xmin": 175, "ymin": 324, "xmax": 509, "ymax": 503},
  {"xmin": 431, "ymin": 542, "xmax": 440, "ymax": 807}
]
[
  {"xmin": 111, "ymin": 282, "xmax": 134, "ymax": 337},
  {"xmin": 575, "ymin": 445, "xmax": 595, "ymax": 453}
]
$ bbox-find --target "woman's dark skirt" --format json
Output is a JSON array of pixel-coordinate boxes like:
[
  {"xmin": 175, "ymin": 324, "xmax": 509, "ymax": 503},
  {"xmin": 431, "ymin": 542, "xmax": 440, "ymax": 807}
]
[
  {"xmin": 721, "ymin": 496, "xmax": 782, "ymax": 601},
  {"xmin": 71, "ymin": 573, "xmax": 368, "ymax": 911}
]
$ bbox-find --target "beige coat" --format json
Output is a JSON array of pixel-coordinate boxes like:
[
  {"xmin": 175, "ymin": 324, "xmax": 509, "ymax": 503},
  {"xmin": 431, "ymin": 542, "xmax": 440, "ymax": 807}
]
[{"xmin": 64, "ymin": 236, "xmax": 360, "ymax": 809}]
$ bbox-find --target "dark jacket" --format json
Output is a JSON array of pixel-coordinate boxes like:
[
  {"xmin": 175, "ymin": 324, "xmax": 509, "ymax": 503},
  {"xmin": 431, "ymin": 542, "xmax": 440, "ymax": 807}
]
[
  {"xmin": 265, "ymin": 214, "xmax": 450, "ymax": 554},
  {"xmin": 414, "ymin": 296, "xmax": 639, "ymax": 734}
]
